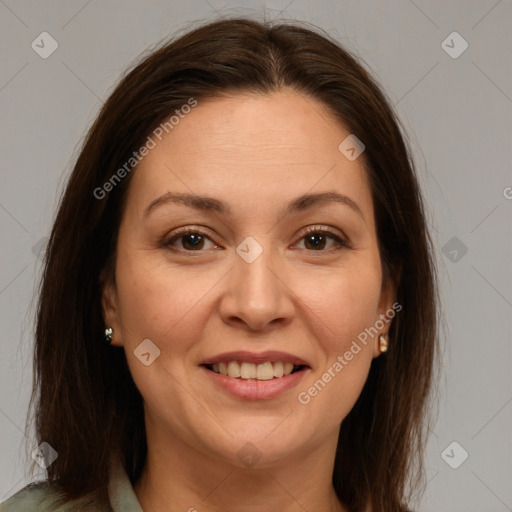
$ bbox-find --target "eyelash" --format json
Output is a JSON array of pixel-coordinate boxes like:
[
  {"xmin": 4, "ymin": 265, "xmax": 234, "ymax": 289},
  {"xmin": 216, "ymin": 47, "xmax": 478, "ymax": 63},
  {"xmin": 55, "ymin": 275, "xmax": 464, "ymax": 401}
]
[
  {"xmin": 163, "ymin": 225, "xmax": 352, "ymax": 253},
  {"xmin": 301, "ymin": 226, "xmax": 351, "ymax": 249}
]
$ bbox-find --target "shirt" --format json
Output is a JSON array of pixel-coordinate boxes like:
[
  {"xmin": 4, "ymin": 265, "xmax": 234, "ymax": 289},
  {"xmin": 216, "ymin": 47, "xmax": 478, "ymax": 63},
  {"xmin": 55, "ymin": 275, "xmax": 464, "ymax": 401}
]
[
  {"xmin": 0, "ymin": 457, "xmax": 387, "ymax": 512},
  {"xmin": 0, "ymin": 456, "xmax": 143, "ymax": 512}
]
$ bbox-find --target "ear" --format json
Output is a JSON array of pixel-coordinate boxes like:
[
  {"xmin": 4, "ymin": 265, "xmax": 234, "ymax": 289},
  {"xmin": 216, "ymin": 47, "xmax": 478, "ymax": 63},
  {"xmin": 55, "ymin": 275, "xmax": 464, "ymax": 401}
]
[
  {"xmin": 373, "ymin": 263, "xmax": 401, "ymax": 358},
  {"xmin": 100, "ymin": 268, "xmax": 124, "ymax": 347}
]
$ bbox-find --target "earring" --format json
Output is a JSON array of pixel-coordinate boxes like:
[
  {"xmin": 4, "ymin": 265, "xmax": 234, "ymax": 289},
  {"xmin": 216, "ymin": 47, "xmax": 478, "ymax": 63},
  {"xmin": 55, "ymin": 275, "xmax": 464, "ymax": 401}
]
[
  {"xmin": 379, "ymin": 334, "xmax": 389, "ymax": 353},
  {"xmin": 104, "ymin": 327, "xmax": 114, "ymax": 345}
]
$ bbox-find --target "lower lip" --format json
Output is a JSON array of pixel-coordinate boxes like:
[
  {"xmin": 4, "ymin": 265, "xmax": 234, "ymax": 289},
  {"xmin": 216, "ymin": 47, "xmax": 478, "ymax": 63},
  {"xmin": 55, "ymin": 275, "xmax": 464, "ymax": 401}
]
[{"xmin": 200, "ymin": 366, "xmax": 309, "ymax": 400}]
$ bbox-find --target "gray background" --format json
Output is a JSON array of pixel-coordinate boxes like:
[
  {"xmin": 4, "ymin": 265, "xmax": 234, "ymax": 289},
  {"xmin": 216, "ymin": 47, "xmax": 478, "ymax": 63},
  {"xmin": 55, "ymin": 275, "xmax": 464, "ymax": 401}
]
[{"xmin": 1, "ymin": 1, "xmax": 511, "ymax": 510}]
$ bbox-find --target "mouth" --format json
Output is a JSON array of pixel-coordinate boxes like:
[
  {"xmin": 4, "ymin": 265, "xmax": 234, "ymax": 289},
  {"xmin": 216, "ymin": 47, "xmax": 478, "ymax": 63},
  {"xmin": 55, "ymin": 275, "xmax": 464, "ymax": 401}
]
[
  {"xmin": 198, "ymin": 351, "xmax": 311, "ymax": 399},
  {"xmin": 202, "ymin": 361, "xmax": 309, "ymax": 380}
]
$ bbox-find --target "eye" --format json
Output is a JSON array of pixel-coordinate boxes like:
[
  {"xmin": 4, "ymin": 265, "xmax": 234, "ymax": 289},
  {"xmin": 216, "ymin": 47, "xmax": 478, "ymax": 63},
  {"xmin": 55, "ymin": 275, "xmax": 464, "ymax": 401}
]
[
  {"xmin": 163, "ymin": 227, "xmax": 219, "ymax": 251},
  {"xmin": 163, "ymin": 226, "xmax": 351, "ymax": 253},
  {"xmin": 294, "ymin": 226, "xmax": 351, "ymax": 252}
]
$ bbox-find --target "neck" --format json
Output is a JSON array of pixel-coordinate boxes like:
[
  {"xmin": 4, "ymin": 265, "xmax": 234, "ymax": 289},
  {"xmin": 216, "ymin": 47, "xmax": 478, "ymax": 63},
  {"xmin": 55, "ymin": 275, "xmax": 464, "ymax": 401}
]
[{"xmin": 134, "ymin": 421, "xmax": 348, "ymax": 512}]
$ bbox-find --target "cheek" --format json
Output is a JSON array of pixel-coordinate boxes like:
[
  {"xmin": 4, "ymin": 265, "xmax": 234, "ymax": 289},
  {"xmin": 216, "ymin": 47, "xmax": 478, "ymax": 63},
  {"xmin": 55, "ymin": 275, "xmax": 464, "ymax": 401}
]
[
  {"xmin": 292, "ymin": 266, "xmax": 381, "ymax": 418},
  {"xmin": 114, "ymin": 252, "xmax": 221, "ymax": 351},
  {"xmin": 299, "ymin": 351, "xmax": 372, "ymax": 431},
  {"xmin": 113, "ymin": 254, "xmax": 219, "ymax": 427},
  {"xmin": 300, "ymin": 264, "xmax": 382, "ymax": 348}
]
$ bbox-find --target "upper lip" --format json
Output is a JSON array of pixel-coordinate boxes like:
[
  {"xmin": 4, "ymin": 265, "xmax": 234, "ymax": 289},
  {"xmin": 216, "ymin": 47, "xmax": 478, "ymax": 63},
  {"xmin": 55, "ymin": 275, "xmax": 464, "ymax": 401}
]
[{"xmin": 200, "ymin": 350, "xmax": 311, "ymax": 367}]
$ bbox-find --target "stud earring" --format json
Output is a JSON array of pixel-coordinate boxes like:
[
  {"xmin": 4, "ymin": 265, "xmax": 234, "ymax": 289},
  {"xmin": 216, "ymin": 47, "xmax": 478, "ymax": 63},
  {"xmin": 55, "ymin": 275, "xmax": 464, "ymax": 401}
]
[
  {"xmin": 104, "ymin": 327, "xmax": 114, "ymax": 345},
  {"xmin": 379, "ymin": 334, "xmax": 389, "ymax": 353}
]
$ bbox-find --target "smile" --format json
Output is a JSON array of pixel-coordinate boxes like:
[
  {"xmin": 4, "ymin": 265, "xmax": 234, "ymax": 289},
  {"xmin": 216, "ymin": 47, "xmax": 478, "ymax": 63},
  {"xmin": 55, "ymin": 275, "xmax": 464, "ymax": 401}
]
[
  {"xmin": 205, "ymin": 361, "xmax": 306, "ymax": 380},
  {"xmin": 199, "ymin": 350, "xmax": 311, "ymax": 399}
]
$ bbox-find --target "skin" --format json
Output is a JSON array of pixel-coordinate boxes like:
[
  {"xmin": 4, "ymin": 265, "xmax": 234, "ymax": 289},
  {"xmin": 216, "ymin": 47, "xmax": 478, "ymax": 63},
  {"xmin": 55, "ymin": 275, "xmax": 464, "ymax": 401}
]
[{"xmin": 102, "ymin": 88, "xmax": 396, "ymax": 512}]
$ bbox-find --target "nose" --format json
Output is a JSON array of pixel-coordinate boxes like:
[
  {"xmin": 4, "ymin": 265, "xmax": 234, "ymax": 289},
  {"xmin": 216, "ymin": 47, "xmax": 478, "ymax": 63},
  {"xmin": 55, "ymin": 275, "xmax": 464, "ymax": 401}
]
[{"xmin": 218, "ymin": 242, "xmax": 295, "ymax": 333}]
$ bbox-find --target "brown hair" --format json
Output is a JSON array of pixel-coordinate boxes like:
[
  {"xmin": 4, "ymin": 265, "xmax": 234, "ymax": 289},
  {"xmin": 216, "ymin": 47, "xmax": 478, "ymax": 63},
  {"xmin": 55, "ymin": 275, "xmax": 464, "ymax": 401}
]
[{"xmin": 26, "ymin": 16, "xmax": 440, "ymax": 512}]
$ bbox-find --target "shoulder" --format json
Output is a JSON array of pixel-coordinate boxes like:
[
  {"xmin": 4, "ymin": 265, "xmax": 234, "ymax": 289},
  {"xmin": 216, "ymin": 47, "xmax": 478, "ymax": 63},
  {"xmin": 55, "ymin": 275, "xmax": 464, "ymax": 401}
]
[
  {"xmin": 0, "ymin": 481, "xmax": 62, "ymax": 512},
  {"xmin": 0, "ymin": 481, "xmax": 110, "ymax": 512}
]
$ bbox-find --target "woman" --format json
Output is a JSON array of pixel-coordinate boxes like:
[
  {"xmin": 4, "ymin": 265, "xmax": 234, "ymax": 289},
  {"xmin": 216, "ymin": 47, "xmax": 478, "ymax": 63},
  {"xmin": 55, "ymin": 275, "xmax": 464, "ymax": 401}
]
[{"xmin": 1, "ymin": 17, "xmax": 439, "ymax": 512}]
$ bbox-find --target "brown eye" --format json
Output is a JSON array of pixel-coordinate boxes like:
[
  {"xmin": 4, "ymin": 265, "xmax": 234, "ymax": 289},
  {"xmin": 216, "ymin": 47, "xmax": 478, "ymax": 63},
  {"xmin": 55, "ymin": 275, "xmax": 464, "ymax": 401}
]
[
  {"xmin": 304, "ymin": 232, "xmax": 328, "ymax": 250},
  {"xmin": 179, "ymin": 233, "xmax": 206, "ymax": 250},
  {"xmin": 164, "ymin": 229, "xmax": 217, "ymax": 251},
  {"xmin": 296, "ymin": 227, "xmax": 351, "ymax": 252}
]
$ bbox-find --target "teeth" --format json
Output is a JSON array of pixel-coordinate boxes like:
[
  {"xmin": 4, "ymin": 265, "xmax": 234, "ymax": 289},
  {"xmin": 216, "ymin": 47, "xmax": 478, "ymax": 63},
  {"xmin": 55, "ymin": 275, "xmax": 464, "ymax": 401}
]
[
  {"xmin": 218, "ymin": 362, "xmax": 227, "ymax": 376},
  {"xmin": 210, "ymin": 361, "xmax": 300, "ymax": 380},
  {"xmin": 256, "ymin": 362, "xmax": 274, "ymax": 380},
  {"xmin": 227, "ymin": 361, "xmax": 241, "ymax": 378},
  {"xmin": 273, "ymin": 361, "xmax": 284, "ymax": 378},
  {"xmin": 240, "ymin": 362, "xmax": 256, "ymax": 379}
]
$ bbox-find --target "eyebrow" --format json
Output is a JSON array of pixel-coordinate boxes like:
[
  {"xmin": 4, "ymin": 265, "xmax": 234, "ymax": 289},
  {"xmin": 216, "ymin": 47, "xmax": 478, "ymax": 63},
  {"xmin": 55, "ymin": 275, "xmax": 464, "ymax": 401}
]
[{"xmin": 143, "ymin": 191, "xmax": 365, "ymax": 221}]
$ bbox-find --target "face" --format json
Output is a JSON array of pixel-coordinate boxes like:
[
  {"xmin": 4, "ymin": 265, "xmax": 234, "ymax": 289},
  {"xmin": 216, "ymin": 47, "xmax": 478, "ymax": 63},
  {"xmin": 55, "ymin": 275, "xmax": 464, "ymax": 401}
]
[{"xmin": 102, "ymin": 89, "xmax": 396, "ymax": 468}]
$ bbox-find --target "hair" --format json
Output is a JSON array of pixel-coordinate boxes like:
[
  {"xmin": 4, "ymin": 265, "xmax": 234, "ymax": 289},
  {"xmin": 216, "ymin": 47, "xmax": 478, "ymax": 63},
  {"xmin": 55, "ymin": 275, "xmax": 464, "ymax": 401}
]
[{"xmin": 25, "ymin": 16, "xmax": 440, "ymax": 512}]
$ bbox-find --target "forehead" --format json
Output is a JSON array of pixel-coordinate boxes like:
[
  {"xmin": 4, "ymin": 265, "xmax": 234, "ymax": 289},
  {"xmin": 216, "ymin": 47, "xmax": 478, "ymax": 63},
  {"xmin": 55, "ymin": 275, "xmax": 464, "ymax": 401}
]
[{"xmin": 125, "ymin": 89, "xmax": 374, "ymax": 225}]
